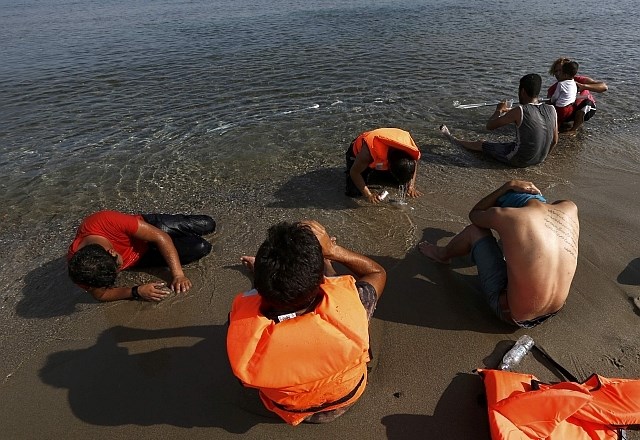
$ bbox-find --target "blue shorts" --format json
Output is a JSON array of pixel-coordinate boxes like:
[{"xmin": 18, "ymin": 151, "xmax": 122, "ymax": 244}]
[
  {"xmin": 482, "ymin": 141, "xmax": 516, "ymax": 164},
  {"xmin": 471, "ymin": 235, "xmax": 508, "ymax": 320}
]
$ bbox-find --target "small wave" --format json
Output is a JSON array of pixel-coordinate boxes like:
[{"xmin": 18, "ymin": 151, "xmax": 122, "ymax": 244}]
[
  {"xmin": 208, "ymin": 123, "xmax": 235, "ymax": 132},
  {"xmin": 282, "ymin": 104, "xmax": 320, "ymax": 115}
]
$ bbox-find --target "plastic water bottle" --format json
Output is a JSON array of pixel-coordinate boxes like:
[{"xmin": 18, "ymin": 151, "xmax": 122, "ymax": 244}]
[{"xmin": 499, "ymin": 335, "xmax": 534, "ymax": 370}]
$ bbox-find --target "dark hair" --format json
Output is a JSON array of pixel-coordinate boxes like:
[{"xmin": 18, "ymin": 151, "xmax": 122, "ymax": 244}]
[
  {"xmin": 387, "ymin": 148, "xmax": 416, "ymax": 185},
  {"xmin": 562, "ymin": 61, "xmax": 579, "ymax": 78},
  {"xmin": 68, "ymin": 244, "xmax": 118, "ymax": 288},
  {"xmin": 253, "ymin": 222, "xmax": 324, "ymax": 309},
  {"xmin": 519, "ymin": 73, "xmax": 542, "ymax": 98}
]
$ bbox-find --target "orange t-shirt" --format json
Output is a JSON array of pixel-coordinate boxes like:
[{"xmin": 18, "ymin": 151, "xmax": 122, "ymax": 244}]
[{"xmin": 67, "ymin": 211, "xmax": 148, "ymax": 270}]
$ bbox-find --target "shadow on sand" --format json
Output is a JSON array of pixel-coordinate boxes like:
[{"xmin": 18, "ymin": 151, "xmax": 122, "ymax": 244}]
[
  {"xmin": 16, "ymin": 257, "xmax": 95, "ymax": 319},
  {"xmin": 38, "ymin": 324, "xmax": 276, "ymax": 432},
  {"xmin": 618, "ymin": 258, "xmax": 640, "ymax": 286},
  {"xmin": 381, "ymin": 372, "xmax": 490, "ymax": 439},
  {"xmin": 267, "ymin": 167, "xmax": 359, "ymax": 210},
  {"xmin": 372, "ymin": 227, "xmax": 516, "ymax": 334}
]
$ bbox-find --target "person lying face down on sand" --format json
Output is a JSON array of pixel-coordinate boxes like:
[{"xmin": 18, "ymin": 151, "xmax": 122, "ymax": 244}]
[
  {"xmin": 418, "ymin": 180, "xmax": 579, "ymax": 328},
  {"xmin": 227, "ymin": 220, "xmax": 386, "ymax": 426},
  {"xmin": 67, "ymin": 210, "xmax": 215, "ymax": 302},
  {"xmin": 441, "ymin": 74, "xmax": 558, "ymax": 168}
]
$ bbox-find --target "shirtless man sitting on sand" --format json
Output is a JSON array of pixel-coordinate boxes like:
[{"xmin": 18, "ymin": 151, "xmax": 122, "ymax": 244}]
[{"xmin": 418, "ymin": 180, "xmax": 579, "ymax": 328}]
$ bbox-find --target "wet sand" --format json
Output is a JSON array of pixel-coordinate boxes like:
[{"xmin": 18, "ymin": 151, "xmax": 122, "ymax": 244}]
[{"xmin": 1, "ymin": 135, "xmax": 640, "ymax": 439}]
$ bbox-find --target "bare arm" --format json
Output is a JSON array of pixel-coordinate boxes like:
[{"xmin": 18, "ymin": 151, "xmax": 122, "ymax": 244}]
[
  {"xmin": 134, "ymin": 220, "xmax": 191, "ymax": 293},
  {"xmin": 406, "ymin": 161, "xmax": 422, "ymax": 198},
  {"xmin": 469, "ymin": 180, "xmax": 541, "ymax": 221},
  {"xmin": 576, "ymin": 76, "xmax": 608, "ymax": 93},
  {"xmin": 550, "ymin": 108, "xmax": 559, "ymax": 151},
  {"xmin": 88, "ymin": 282, "xmax": 171, "ymax": 302},
  {"xmin": 349, "ymin": 144, "xmax": 380, "ymax": 204},
  {"xmin": 486, "ymin": 102, "xmax": 521, "ymax": 131},
  {"xmin": 305, "ymin": 221, "xmax": 386, "ymax": 298}
]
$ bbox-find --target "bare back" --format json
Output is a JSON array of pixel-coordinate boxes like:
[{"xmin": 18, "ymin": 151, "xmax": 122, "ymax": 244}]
[{"xmin": 492, "ymin": 200, "xmax": 579, "ymax": 320}]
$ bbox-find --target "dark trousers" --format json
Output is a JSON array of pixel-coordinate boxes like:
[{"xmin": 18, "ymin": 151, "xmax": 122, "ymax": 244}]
[{"xmin": 136, "ymin": 214, "xmax": 216, "ymax": 267}]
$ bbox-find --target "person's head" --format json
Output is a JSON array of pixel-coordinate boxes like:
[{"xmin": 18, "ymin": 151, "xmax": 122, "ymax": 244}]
[
  {"xmin": 68, "ymin": 244, "xmax": 119, "ymax": 288},
  {"xmin": 549, "ymin": 57, "xmax": 571, "ymax": 79},
  {"xmin": 253, "ymin": 221, "xmax": 324, "ymax": 310},
  {"xmin": 518, "ymin": 73, "xmax": 542, "ymax": 102},
  {"xmin": 387, "ymin": 148, "xmax": 417, "ymax": 185},
  {"xmin": 561, "ymin": 61, "xmax": 579, "ymax": 80}
]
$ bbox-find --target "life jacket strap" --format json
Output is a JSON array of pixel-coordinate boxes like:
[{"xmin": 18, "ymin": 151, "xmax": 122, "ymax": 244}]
[{"xmin": 269, "ymin": 374, "xmax": 365, "ymax": 414}]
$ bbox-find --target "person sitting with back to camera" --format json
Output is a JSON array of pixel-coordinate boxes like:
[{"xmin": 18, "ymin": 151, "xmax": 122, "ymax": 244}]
[
  {"xmin": 227, "ymin": 220, "xmax": 386, "ymax": 425},
  {"xmin": 67, "ymin": 210, "xmax": 215, "ymax": 302},
  {"xmin": 440, "ymin": 74, "xmax": 558, "ymax": 168},
  {"xmin": 418, "ymin": 180, "xmax": 579, "ymax": 328},
  {"xmin": 346, "ymin": 127, "xmax": 422, "ymax": 203}
]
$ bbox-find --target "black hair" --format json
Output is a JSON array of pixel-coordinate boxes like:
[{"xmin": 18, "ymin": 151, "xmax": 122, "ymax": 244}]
[
  {"xmin": 519, "ymin": 73, "xmax": 542, "ymax": 98},
  {"xmin": 562, "ymin": 61, "xmax": 579, "ymax": 78},
  {"xmin": 253, "ymin": 222, "xmax": 324, "ymax": 309},
  {"xmin": 68, "ymin": 244, "xmax": 118, "ymax": 288},
  {"xmin": 387, "ymin": 148, "xmax": 416, "ymax": 185}
]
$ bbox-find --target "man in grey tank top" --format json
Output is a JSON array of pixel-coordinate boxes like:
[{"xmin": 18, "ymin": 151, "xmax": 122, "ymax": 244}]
[{"xmin": 440, "ymin": 74, "xmax": 558, "ymax": 167}]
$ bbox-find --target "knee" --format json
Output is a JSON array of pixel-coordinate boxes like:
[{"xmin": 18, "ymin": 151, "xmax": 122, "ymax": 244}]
[{"xmin": 463, "ymin": 224, "xmax": 491, "ymax": 243}]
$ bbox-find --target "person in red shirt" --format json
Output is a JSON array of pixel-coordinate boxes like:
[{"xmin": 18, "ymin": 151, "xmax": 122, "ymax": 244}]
[{"xmin": 67, "ymin": 210, "xmax": 215, "ymax": 302}]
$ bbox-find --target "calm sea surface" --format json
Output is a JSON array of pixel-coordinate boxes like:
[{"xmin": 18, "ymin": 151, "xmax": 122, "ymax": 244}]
[{"xmin": 1, "ymin": 0, "xmax": 639, "ymax": 305}]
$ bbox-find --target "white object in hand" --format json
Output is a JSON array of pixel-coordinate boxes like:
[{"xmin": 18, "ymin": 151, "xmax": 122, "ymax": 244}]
[{"xmin": 378, "ymin": 190, "xmax": 389, "ymax": 201}]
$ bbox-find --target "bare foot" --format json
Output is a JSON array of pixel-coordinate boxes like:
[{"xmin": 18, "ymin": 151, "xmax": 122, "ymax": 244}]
[
  {"xmin": 241, "ymin": 256, "xmax": 255, "ymax": 272},
  {"xmin": 418, "ymin": 241, "xmax": 451, "ymax": 264}
]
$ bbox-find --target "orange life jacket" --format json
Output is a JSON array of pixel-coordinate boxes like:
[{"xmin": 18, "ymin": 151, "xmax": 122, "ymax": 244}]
[
  {"xmin": 478, "ymin": 368, "xmax": 640, "ymax": 440},
  {"xmin": 227, "ymin": 275, "xmax": 370, "ymax": 426},
  {"xmin": 352, "ymin": 127, "xmax": 421, "ymax": 171}
]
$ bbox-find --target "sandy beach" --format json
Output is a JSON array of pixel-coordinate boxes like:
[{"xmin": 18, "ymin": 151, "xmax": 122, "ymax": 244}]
[
  {"xmin": 1, "ymin": 136, "xmax": 639, "ymax": 439},
  {"xmin": 2, "ymin": 0, "xmax": 640, "ymax": 438}
]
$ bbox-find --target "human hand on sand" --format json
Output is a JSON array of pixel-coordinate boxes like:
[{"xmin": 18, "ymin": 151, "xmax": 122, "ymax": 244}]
[
  {"xmin": 138, "ymin": 282, "xmax": 173, "ymax": 301},
  {"xmin": 171, "ymin": 274, "xmax": 192, "ymax": 293},
  {"xmin": 418, "ymin": 241, "xmax": 451, "ymax": 264},
  {"xmin": 407, "ymin": 186, "xmax": 422, "ymax": 198},
  {"xmin": 366, "ymin": 192, "xmax": 382, "ymax": 204}
]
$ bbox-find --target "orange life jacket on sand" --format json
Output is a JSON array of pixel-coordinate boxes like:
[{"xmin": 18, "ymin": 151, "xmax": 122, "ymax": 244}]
[
  {"xmin": 477, "ymin": 368, "xmax": 640, "ymax": 440},
  {"xmin": 352, "ymin": 128, "xmax": 421, "ymax": 171},
  {"xmin": 227, "ymin": 275, "xmax": 370, "ymax": 426}
]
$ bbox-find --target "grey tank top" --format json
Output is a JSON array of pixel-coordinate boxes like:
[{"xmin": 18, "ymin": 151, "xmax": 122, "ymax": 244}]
[{"xmin": 510, "ymin": 104, "xmax": 556, "ymax": 167}]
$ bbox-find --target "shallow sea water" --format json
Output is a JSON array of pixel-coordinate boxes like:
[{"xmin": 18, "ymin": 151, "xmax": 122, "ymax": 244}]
[{"xmin": 0, "ymin": 0, "xmax": 639, "ymax": 311}]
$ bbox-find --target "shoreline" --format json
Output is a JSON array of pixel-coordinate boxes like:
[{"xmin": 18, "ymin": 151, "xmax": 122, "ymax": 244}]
[{"xmin": 1, "ymin": 132, "xmax": 639, "ymax": 439}]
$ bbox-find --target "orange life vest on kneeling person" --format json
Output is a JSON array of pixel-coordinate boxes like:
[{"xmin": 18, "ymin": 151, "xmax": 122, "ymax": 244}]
[
  {"xmin": 227, "ymin": 275, "xmax": 370, "ymax": 426},
  {"xmin": 478, "ymin": 368, "xmax": 640, "ymax": 440},
  {"xmin": 352, "ymin": 127, "xmax": 421, "ymax": 171}
]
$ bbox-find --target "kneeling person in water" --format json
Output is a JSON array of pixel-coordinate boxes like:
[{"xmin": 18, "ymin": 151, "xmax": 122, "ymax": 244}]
[
  {"xmin": 67, "ymin": 210, "xmax": 216, "ymax": 301},
  {"xmin": 346, "ymin": 127, "xmax": 422, "ymax": 203}
]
